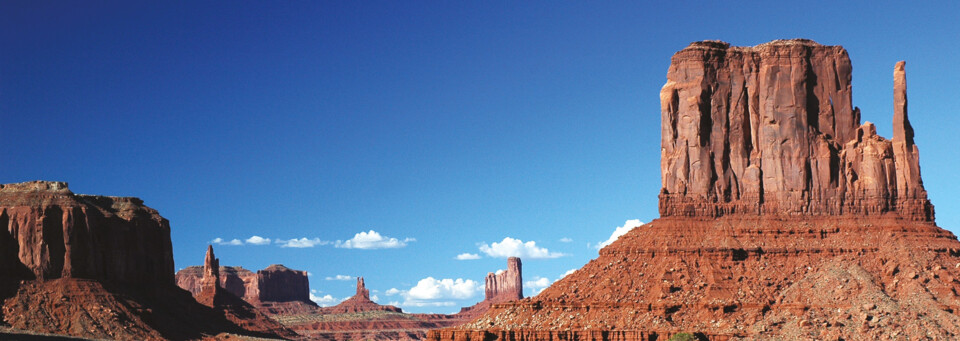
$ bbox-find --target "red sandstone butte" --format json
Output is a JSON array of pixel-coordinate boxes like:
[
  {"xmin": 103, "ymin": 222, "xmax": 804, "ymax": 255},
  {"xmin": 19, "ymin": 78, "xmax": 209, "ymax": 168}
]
[
  {"xmin": 428, "ymin": 40, "xmax": 960, "ymax": 341},
  {"xmin": 0, "ymin": 181, "xmax": 287, "ymax": 340},
  {"xmin": 456, "ymin": 257, "xmax": 524, "ymax": 320}
]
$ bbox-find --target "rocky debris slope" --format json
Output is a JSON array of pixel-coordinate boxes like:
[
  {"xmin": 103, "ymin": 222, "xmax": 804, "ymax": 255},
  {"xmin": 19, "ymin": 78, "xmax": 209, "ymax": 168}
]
[
  {"xmin": 0, "ymin": 181, "xmax": 285, "ymax": 340},
  {"xmin": 319, "ymin": 277, "xmax": 401, "ymax": 315},
  {"xmin": 658, "ymin": 40, "xmax": 933, "ymax": 221},
  {"xmin": 455, "ymin": 257, "xmax": 524, "ymax": 320},
  {"xmin": 191, "ymin": 246, "xmax": 299, "ymax": 340},
  {"xmin": 428, "ymin": 39, "xmax": 960, "ymax": 341}
]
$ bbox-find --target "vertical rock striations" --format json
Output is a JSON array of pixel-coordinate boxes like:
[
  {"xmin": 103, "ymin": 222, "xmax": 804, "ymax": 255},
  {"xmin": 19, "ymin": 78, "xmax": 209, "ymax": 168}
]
[
  {"xmin": 0, "ymin": 181, "xmax": 174, "ymax": 286},
  {"xmin": 658, "ymin": 40, "xmax": 933, "ymax": 221},
  {"xmin": 199, "ymin": 245, "xmax": 220, "ymax": 298},
  {"xmin": 484, "ymin": 257, "xmax": 523, "ymax": 304},
  {"xmin": 257, "ymin": 264, "xmax": 310, "ymax": 303}
]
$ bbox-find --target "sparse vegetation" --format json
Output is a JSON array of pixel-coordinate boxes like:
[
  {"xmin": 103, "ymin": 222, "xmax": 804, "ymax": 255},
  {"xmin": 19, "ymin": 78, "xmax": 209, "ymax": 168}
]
[{"xmin": 668, "ymin": 332, "xmax": 698, "ymax": 341}]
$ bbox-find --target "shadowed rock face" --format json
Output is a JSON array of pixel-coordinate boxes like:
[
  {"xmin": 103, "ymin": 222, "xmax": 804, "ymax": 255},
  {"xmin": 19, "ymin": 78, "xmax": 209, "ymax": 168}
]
[
  {"xmin": 0, "ymin": 181, "xmax": 173, "ymax": 286},
  {"xmin": 658, "ymin": 40, "xmax": 933, "ymax": 221},
  {"xmin": 258, "ymin": 264, "xmax": 310, "ymax": 302}
]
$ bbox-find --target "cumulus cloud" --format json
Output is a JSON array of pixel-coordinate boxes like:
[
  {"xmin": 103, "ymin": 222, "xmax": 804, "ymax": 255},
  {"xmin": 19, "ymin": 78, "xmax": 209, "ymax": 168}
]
[
  {"xmin": 560, "ymin": 268, "xmax": 577, "ymax": 278},
  {"xmin": 245, "ymin": 236, "xmax": 271, "ymax": 245},
  {"xmin": 309, "ymin": 293, "xmax": 342, "ymax": 307},
  {"xmin": 594, "ymin": 219, "xmax": 644, "ymax": 250},
  {"xmin": 389, "ymin": 277, "xmax": 481, "ymax": 307},
  {"xmin": 478, "ymin": 237, "xmax": 566, "ymax": 259},
  {"xmin": 211, "ymin": 238, "xmax": 243, "ymax": 246},
  {"xmin": 525, "ymin": 276, "xmax": 552, "ymax": 295},
  {"xmin": 325, "ymin": 274, "xmax": 354, "ymax": 281},
  {"xmin": 559, "ymin": 237, "xmax": 573, "ymax": 243},
  {"xmin": 276, "ymin": 237, "xmax": 329, "ymax": 248},
  {"xmin": 455, "ymin": 253, "xmax": 481, "ymax": 260},
  {"xmin": 335, "ymin": 230, "xmax": 414, "ymax": 249}
]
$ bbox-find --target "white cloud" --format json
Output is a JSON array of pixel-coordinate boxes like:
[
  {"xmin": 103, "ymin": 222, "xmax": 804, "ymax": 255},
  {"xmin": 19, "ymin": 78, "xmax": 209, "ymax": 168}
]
[
  {"xmin": 560, "ymin": 268, "xmax": 577, "ymax": 278},
  {"xmin": 276, "ymin": 237, "xmax": 329, "ymax": 248},
  {"xmin": 525, "ymin": 276, "xmax": 552, "ymax": 295},
  {"xmin": 479, "ymin": 237, "xmax": 566, "ymax": 259},
  {"xmin": 335, "ymin": 230, "xmax": 414, "ymax": 249},
  {"xmin": 559, "ymin": 237, "xmax": 573, "ymax": 243},
  {"xmin": 325, "ymin": 275, "xmax": 354, "ymax": 281},
  {"xmin": 407, "ymin": 277, "xmax": 479, "ymax": 300},
  {"xmin": 309, "ymin": 293, "xmax": 342, "ymax": 307},
  {"xmin": 455, "ymin": 253, "xmax": 481, "ymax": 260},
  {"xmin": 245, "ymin": 236, "xmax": 271, "ymax": 245},
  {"xmin": 370, "ymin": 294, "xmax": 379, "ymax": 302},
  {"xmin": 212, "ymin": 238, "xmax": 243, "ymax": 246},
  {"xmin": 595, "ymin": 219, "xmax": 644, "ymax": 249},
  {"xmin": 389, "ymin": 277, "xmax": 481, "ymax": 307}
]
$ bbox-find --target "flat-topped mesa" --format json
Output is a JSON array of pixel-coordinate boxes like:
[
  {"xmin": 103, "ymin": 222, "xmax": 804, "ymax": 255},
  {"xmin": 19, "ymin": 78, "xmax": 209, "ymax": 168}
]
[
  {"xmin": 659, "ymin": 40, "xmax": 934, "ymax": 220},
  {"xmin": 257, "ymin": 264, "xmax": 310, "ymax": 303},
  {"xmin": 484, "ymin": 257, "xmax": 522, "ymax": 303},
  {"xmin": 0, "ymin": 181, "xmax": 174, "ymax": 286}
]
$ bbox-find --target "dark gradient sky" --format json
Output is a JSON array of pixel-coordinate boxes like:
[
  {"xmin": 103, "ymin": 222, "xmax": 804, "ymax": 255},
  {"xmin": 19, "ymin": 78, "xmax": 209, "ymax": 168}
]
[{"xmin": 2, "ymin": 1, "xmax": 958, "ymax": 312}]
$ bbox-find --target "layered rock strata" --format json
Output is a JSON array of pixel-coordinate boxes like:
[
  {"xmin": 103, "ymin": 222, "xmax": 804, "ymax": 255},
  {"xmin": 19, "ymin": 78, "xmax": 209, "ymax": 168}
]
[
  {"xmin": 429, "ymin": 40, "xmax": 960, "ymax": 340},
  {"xmin": 0, "ymin": 181, "xmax": 173, "ymax": 286},
  {"xmin": 658, "ymin": 40, "xmax": 933, "ymax": 221}
]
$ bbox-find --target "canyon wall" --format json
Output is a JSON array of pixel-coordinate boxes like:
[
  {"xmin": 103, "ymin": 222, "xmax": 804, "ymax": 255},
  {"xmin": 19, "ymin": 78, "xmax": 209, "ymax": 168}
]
[
  {"xmin": 0, "ymin": 181, "xmax": 174, "ymax": 286},
  {"xmin": 658, "ymin": 40, "xmax": 933, "ymax": 220}
]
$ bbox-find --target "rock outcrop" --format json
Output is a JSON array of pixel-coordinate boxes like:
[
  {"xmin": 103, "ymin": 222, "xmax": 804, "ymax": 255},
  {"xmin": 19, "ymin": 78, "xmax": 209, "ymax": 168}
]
[
  {"xmin": 0, "ymin": 182, "xmax": 289, "ymax": 340},
  {"xmin": 657, "ymin": 40, "xmax": 933, "ymax": 221},
  {"xmin": 177, "ymin": 262, "xmax": 314, "ymax": 308},
  {"xmin": 429, "ymin": 40, "xmax": 960, "ymax": 341},
  {"xmin": 0, "ymin": 181, "xmax": 173, "ymax": 286},
  {"xmin": 320, "ymin": 277, "xmax": 401, "ymax": 314},
  {"xmin": 484, "ymin": 257, "xmax": 523, "ymax": 304},
  {"xmin": 259, "ymin": 264, "xmax": 311, "ymax": 303}
]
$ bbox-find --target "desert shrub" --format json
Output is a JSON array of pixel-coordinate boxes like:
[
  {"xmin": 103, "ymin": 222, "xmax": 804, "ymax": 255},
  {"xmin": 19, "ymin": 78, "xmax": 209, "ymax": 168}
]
[{"xmin": 667, "ymin": 332, "xmax": 698, "ymax": 341}]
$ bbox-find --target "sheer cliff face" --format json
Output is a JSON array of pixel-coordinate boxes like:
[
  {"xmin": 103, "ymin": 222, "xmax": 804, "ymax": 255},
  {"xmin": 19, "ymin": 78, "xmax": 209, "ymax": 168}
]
[
  {"xmin": 0, "ymin": 181, "xmax": 174, "ymax": 286},
  {"xmin": 659, "ymin": 40, "xmax": 932, "ymax": 220},
  {"xmin": 484, "ymin": 257, "xmax": 522, "ymax": 303},
  {"xmin": 257, "ymin": 264, "xmax": 310, "ymax": 303}
]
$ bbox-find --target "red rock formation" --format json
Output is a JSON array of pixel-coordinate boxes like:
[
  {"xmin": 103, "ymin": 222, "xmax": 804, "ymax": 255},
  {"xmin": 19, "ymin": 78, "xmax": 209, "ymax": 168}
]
[
  {"xmin": 484, "ymin": 257, "xmax": 523, "ymax": 303},
  {"xmin": 429, "ymin": 40, "xmax": 960, "ymax": 341},
  {"xmin": 259, "ymin": 264, "xmax": 311, "ymax": 303},
  {"xmin": 0, "ymin": 181, "xmax": 173, "ymax": 286},
  {"xmin": 177, "ymin": 262, "xmax": 314, "ymax": 310},
  {"xmin": 176, "ymin": 265, "xmax": 260, "ymax": 302},
  {"xmin": 657, "ymin": 40, "xmax": 933, "ymax": 221},
  {"xmin": 0, "ymin": 181, "xmax": 289, "ymax": 340},
  {"xmin": 320, "ymin": 277, "xmax": 401, "ymax": 314},
  {"xmin": 200, "ymin": 245, "xmax": 220, "ymax": 298}
]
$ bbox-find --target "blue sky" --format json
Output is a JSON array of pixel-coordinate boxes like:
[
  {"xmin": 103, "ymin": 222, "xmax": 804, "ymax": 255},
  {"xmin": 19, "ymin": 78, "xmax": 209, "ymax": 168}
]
[{"xmin": 2, "ymin": 1, "xmax": 958, "ymax": 313}]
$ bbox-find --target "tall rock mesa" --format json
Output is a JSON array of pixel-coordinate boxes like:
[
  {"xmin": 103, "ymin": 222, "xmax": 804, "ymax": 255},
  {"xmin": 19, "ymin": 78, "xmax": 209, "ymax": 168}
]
[
  {"xmin": 484, "ymin": 257, "xmax": 522, "ymax": 304},
  {"xmin": 0, "ymin": 181, "xmax": 174, "ymax": 286},
  {"xmin": 659, "ymin": 40, "xmax": 933, "ymax": 220},
  {"xmin": 257, "ymin": 264, "xmax": 310, "ymax": 303}
]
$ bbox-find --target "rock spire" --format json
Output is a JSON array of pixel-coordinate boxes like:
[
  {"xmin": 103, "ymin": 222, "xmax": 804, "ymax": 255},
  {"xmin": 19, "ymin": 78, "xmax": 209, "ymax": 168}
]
[{"xmin": 484, "ymin": 257, "xmax": 522, "ymax": 303}]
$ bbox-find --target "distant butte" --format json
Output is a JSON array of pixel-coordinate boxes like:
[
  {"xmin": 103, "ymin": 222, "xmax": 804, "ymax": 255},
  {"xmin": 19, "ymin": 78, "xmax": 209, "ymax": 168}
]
[{"xmin": 429, "ymin": 39, "xmax": 960, "ymax": 340}]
